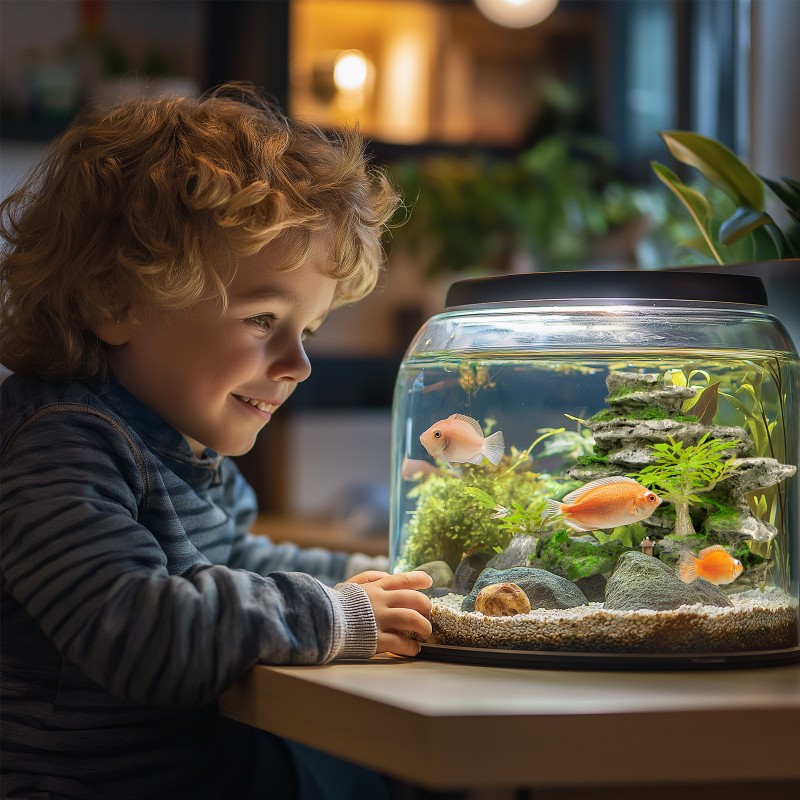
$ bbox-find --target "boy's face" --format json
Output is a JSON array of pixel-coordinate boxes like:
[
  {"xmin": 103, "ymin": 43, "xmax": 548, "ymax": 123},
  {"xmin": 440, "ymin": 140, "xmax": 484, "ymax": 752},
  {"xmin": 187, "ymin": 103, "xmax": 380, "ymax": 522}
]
[{"xmin": 102, "ymin": 232, "xmax": 337, "ymax": 456}]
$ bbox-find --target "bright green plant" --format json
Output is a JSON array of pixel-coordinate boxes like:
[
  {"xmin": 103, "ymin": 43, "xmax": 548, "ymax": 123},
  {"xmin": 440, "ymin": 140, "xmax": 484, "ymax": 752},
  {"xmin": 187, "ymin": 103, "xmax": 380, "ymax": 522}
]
[
  {"xmin": 718, "ymin": 359, "xmax": 791, "ymax": 582},
  {"xmin": 659, "ymin": 359, "xmax": 791, "ymax": 585},
  {"xmin": 632, "ymin": 434, "xmax": 741, "ymax": 537},
  {"xmin": 534, "ymin": 426, "xmax": 596, "ymax": 463},
  {"xmin": 532, "ymin": 529, "xmax": 628, "ymax": 582},
  {"xmin": 651, "ymin": 130, "xmax": 800, "ymax": 263},
  {"xmin": 397, "ymin": 466, "xmax": 560, "ymax": 571},
  {"xmin": 463, "ymin": 484, "xmax": 569, "ymax": 541}
]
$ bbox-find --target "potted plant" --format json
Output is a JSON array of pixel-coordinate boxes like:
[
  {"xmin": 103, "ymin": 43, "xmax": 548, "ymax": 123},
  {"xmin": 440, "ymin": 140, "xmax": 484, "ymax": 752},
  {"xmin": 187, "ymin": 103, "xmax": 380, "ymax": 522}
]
[
  {"xmin": 650, "ymin": 131, "xmax": 800, "ymax": 344},
  {"xmin": 387, "ymin": 134, "xmax": 658, "ymax": 279},
  {"xmin": 651, "ymin": 130, "xmax": 799, "ymax": 264}
]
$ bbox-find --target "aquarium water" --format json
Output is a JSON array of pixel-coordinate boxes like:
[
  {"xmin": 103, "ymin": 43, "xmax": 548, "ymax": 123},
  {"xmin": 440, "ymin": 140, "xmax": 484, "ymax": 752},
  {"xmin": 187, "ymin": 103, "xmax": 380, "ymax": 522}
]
[{"xmin": 390, "ymin": 271, "xmax": 799, "ymax": 668}]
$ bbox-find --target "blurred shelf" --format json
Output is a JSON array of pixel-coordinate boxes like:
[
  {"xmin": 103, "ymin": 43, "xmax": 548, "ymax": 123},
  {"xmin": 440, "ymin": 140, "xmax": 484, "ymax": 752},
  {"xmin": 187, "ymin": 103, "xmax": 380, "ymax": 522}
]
[{"xmin": 251, "ymin": 513, "xmax": 388, "ymax": 557}]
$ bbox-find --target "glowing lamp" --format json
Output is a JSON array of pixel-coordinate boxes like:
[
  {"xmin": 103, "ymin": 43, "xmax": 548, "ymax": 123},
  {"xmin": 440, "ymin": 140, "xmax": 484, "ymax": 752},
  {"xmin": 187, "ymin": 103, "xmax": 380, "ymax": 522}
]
[{"xmin": 474, "ymin": 0, "xmax": 559, "ymax": 28}]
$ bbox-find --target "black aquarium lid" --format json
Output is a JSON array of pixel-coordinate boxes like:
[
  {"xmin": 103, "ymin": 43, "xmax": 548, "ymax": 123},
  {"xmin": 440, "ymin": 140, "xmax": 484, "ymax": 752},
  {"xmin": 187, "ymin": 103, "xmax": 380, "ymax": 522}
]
[{"xmin": 444, "ymin": 270, "xmax": 768, "ymax": 309}]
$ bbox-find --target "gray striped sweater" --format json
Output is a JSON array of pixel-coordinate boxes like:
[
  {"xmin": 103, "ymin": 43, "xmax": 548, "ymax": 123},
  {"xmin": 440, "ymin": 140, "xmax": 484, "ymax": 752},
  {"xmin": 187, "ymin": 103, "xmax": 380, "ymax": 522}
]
[{"xmin": 0, "ymin": 373, "xmax": 378, "ymax": 799}]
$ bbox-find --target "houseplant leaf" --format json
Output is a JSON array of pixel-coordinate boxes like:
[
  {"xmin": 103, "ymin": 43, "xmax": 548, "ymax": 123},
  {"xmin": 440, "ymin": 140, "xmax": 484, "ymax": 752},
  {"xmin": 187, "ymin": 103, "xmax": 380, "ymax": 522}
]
[
  {"xmin": 718, "ymin": 206, "xmax": 773, "ymax": 245},
  {"xmin": 761, "ymin": 176, "xmax": 800, "ymax": 222},
  {"xmin": 660, "ymin": 131, "xmax": 765, "ymax": 211},
  {"xmin": 750, "ymin": 224, "xmax": 785, "ymax": 260},
  {"xmin": 651, "ymin": 161, "xmax": 723, "ymax": 263}
]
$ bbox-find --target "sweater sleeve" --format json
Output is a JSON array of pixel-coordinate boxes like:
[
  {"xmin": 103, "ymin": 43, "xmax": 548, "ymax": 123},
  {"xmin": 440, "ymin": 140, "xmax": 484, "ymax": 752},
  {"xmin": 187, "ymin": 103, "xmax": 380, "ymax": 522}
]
[
  {"xmin": 0, "ymin": 410, "xmax": 374, "ymax": 708},
  {"xmin": 224, "ymin": 462, "xmax": 389, "ymax": 583}
]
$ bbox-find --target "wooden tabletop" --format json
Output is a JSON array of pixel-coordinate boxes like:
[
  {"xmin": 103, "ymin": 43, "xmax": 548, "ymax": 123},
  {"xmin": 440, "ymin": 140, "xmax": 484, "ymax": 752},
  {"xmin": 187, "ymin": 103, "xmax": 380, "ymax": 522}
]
[{"xmin": 218, "ymin": 655, "xmax": 800, "ymax": 794}]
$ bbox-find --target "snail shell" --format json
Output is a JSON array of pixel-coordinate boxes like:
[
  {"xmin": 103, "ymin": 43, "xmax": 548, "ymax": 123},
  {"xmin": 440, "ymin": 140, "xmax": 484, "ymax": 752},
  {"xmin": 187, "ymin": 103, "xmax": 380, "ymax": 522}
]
[{"xmin": 474, "ymin": 582, "xmax": 531, "ymax": 617}]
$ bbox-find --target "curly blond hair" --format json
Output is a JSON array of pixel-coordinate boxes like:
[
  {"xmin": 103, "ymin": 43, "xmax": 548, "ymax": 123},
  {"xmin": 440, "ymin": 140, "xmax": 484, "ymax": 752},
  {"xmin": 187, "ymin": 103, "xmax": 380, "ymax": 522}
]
[{"xmin": 0, "ymin": 82, "xmax": 401, "ymax": 380}]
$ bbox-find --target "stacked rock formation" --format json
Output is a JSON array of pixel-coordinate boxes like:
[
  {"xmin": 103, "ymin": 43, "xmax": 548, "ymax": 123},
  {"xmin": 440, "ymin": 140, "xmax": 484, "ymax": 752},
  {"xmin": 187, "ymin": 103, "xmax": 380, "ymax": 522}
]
[{"xmin": 568, "ymin": 371, "xmax": 795, "ymax": 547}]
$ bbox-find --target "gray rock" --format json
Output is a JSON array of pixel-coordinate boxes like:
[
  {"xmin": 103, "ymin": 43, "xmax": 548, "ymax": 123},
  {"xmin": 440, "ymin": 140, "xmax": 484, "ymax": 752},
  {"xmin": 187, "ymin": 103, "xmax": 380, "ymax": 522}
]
[
  {"xmin": 567, "ymin": 465, "xmax": 625, "ymax": 483},
  {"xmin": 713, "ymin": 458, "xmax": 797, "ymax": 496},
  {"xmin": 569, "ymin": 370, "xmax": 795, "ymax": 559},
  {"xmin": 425, "ymin": 587, "xmax": 453, "ymax": 599},
  {"xmin": 605, "ymin": 372, "xmax": 659, "ymax": 394},
  {"xmin": 575, "ymin": 572, "xmax": 607, "ymax": 603},
  {"xmin": 486, "ymin": 535, "xmax": 539, "ymax": 570},
  {"xmin": 452, "ymin": 551, "xmax": 493, "ymax": 595},
  {"xmin": 462, "ymin": 567, "xmax": 588, "ymax": 612},
  {"xmin": 607, "ymin": 446, "xmax": 665, "ymax": 466},
  {"xmin": 607, "ymin": 385, "xmax": 697, "ymax": 415},
  {"xmin": 591, "ymin": 420, "xmax": 752, "ymax": 454},
  {"xmin": 415, "ymin": 560, "xmax": 454, "ymax": 589},
  {"xmin": 604, "ymin": 551, "xmax": 731, "ymax": 611},
  {"xmin": 704, "ymin": 507, "xmax": 779, "ymax": 543}
]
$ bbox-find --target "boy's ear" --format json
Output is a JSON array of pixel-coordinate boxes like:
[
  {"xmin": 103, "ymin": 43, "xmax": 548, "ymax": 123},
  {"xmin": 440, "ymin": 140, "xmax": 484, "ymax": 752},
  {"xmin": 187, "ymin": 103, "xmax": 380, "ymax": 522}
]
[{"xmin": 91, "ymin": 308, "xmax": 137, "ymax": 346}]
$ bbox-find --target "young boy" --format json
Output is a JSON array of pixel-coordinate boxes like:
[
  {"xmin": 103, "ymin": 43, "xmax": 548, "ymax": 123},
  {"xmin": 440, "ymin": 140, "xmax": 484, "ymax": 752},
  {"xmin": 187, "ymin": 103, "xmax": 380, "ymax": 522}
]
[{"xmin": 0, "ymin": 83, "xmax": 432, "ymax": 799}]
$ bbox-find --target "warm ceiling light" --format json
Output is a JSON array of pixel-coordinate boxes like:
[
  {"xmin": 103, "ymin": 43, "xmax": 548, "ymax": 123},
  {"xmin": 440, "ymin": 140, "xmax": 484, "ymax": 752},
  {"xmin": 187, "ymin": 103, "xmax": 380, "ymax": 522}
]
[
  {"xmin": 474, "ymin": 0, "xmax": 559, "ymax": 28},
  {"xmin": 333, "ymin": 50, "xmax": 369, "ymax": 91}
]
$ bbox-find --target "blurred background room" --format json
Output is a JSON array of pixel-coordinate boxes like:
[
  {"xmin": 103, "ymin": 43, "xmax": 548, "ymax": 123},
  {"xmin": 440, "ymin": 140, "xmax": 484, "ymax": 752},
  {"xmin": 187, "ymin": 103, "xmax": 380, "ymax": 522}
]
[{"xmin": 2, "ymin": 0, "xmax": 798, "ymax": 549}]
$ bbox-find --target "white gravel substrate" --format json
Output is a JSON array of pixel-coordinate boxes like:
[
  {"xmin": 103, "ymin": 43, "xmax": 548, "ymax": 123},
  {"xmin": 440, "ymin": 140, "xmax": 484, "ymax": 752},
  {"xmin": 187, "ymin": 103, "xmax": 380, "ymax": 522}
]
[{"xmin": 429, "ymin": 589, "xmax": 799, "ymax": 653}]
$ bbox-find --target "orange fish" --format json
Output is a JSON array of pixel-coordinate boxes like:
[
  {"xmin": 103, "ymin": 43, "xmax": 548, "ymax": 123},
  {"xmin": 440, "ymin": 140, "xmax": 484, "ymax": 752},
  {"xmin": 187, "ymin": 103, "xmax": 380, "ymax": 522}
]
[
  {"xmin": 677, "ymin": 545, "xmax": 743, "ymax": 585},
  {"xmin": 419, "ymin": 414, "xmax": 504, "ymax": 468},
  {"xmin": 542, "ymin": 476, "xmax": 661, "ymax": 532}
]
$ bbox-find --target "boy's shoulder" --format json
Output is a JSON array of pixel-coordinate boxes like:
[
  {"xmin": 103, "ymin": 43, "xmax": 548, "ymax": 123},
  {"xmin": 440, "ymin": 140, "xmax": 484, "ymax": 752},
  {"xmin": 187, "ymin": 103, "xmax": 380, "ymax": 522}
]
[
  {"xmin": 1, "ymin": 372, "xmax": 117, "ymax": 443},
  {"xmin": 2, "ymin": 371, "xmax": 103, "ymax": 411}
]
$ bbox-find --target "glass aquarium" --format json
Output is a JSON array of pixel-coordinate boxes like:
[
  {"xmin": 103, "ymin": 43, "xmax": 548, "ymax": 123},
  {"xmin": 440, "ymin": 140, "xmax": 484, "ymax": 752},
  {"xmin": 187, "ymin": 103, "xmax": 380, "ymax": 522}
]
[{"xmin": 390, "ymin": 270, "xmax": 800, "ymax": 668}]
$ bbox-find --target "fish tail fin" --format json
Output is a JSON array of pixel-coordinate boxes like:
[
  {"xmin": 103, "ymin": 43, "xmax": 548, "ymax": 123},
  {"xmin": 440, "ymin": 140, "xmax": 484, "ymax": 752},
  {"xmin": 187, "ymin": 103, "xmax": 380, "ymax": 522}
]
[
  {"xmin": 677, "ymin": 552, "xmax": 698, "ymax": 583},
  {"xmin": 482, "ymin": 430, "xmax": 505, "ymax": 465},
  {"xmin": 542, "ymin": 499, "xmax": 564, "ymax": 521}
]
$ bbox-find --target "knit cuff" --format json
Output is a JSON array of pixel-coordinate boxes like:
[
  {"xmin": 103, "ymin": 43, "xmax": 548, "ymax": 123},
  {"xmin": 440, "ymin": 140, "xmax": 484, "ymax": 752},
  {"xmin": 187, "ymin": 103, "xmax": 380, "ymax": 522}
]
[{"xmin": 323, "ymin": 581, "xmax": 378, "ymax": 661}]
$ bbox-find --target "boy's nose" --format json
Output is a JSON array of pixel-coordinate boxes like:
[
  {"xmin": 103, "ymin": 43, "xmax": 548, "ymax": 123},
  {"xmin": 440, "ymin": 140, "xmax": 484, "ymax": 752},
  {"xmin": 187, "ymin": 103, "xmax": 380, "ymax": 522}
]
[{"xmin": 267, "ymin": 340, "xmax": 312, "ymax": 383}]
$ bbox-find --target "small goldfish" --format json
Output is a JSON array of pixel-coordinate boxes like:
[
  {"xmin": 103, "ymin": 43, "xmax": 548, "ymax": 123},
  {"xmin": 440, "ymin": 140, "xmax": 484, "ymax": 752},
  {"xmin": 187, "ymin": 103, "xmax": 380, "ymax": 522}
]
[
  {"xmin": 542, "ymin": 476, "xmax": 661, "ymax": 532},
  {"xmin": 677, "ymin": 545, "xmax": 743, "ymax": 585},
  {"xmin": 419, "ymin": 414, "xmax": 504, "ymax": 468}
]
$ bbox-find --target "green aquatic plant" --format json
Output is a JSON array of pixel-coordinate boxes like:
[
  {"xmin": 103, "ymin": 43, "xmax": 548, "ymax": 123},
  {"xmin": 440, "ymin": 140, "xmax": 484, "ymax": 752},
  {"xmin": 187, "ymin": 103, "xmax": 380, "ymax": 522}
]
[
  {"xmin": 588, "ymin": 406, "xmax": 698, "ymax": 424},
  {"xmin": 534, "ymin": 426, "xmax": 595, "ymax": 464},
  {"xmin": 463, "ymin": 483, "xmax": 571, "ymax": 540},
  {"xmin": 632, "ymin": 434, "xmax": 741, "ymax": 537},
  {"xmin": 457, "ymin": 361, "xmax": 496, "ymax": 398},
  {"xmin": 397, "ymin": 466, "xmax": 560, "ymax": 571},
  {"xmin": 659, "ymin": 358, "xmax": 793, "ymax": 588},
  {"xmin": 662, "ymin": 367, "xmax": 722, "ymax": 425},
  {"xmin": 497, "ymin": 428, "xmax": 566, "ymax": 477},
  {"xmin": 531, "ymin": 529, "xmax": 628, "ymax": 582},
  {"xmin": 718, "ymin": 359, "xmax": 789, "ymax": 547}
]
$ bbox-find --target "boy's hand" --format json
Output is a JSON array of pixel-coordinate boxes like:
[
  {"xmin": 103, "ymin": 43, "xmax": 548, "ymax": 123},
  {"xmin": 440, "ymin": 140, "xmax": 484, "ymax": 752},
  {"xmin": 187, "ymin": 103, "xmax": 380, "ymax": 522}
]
[{"xmin": 347, "ymin": 571, "xmax": 433, "ymax": 657}]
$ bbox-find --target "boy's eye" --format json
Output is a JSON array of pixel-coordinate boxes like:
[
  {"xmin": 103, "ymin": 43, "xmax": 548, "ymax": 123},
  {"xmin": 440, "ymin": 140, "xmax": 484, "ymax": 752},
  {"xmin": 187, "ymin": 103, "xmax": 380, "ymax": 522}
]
[{"xmin": 248, "ymin": 313, "xmax": 276, "ymax": 331}]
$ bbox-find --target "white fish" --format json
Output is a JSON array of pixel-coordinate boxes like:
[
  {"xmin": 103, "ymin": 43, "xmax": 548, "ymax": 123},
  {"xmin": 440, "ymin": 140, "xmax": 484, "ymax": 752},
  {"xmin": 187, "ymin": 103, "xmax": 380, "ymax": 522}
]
[{"xmin": 419, "ymin": 414, "xmax": 504, "ymax": 468}]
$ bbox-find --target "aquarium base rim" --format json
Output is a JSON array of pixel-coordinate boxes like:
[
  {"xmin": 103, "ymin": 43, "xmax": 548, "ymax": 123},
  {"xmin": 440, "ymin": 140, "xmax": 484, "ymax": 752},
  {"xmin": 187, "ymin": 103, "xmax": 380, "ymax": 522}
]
[{"xmin": 419, "ymin": 642, "xmax": 800, "ymax": 671}]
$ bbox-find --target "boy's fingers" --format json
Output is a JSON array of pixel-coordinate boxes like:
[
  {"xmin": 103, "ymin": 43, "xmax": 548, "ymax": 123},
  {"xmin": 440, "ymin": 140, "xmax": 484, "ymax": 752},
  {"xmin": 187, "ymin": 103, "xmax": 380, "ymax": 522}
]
[
  {"xmin": 377, "ymin": 633, "xmax": 423, "ymax": 658},
  {"xmin": 347, "ymin": 570, "xmax": 390, "ymax": 584},
  {"xmin": 380, "ymin": 571, "xmax": 433, "ymax": 590},
  {"xmin": 382, "ymin": 609, "xmax": 433, "ymax": 640},
  {"xmin": 387, "ymin": 589, "xmax": 432, "ymax": 615}
]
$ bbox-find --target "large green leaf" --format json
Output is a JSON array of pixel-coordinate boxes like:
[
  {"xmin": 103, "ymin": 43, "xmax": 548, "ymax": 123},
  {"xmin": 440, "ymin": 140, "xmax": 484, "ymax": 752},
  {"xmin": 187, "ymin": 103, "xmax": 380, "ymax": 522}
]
[
  {"xmin": 761, "ymin": 176, "xmax": 800, "ymax": 221},
  {"xmin": 750, "ymin": 225, "xmax": 784, "ymax": 260},
  {"xmin": 651, "ymin": 161, "xmax": 723, "ymax": 264},
  {"xmin": 660, "ymin": 131, "xmax": 765, "ymax": 211},
  {"xmin": 718, "ymin": 206, "xmax": 773, "ymax": 245}
]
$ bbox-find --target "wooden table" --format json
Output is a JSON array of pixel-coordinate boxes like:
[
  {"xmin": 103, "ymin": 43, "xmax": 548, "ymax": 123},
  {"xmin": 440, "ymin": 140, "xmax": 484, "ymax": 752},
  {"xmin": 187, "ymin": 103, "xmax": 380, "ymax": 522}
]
[{"xmin": 219, "ymin": 655, "xmax": 800, "ymax": 798}]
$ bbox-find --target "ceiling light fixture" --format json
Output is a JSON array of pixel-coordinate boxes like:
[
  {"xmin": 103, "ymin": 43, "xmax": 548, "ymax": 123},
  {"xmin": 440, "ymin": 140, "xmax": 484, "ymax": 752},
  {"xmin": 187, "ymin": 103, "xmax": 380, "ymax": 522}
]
[{"xmin": 474, "ymin": 0, "xmax": 559, "ymax": 29}]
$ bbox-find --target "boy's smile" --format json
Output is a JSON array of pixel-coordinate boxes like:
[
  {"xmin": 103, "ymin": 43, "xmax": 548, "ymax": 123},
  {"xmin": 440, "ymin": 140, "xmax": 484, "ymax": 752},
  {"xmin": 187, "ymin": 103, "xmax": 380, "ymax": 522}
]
[{"xmin": 98, "ymin": 232, "xmax": 337, "ymax": 457}]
